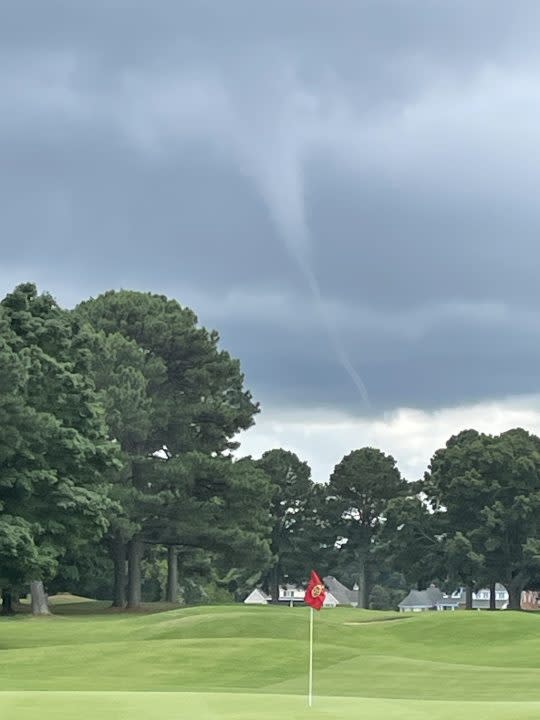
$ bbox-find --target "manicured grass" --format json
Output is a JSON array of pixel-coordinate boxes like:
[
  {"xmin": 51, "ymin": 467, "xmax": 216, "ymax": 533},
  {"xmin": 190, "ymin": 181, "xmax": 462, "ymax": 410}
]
[
  {"xmin": 19, "ymin": 593, "xmax": 96, "ymax": 605},
  {"xmin": 4, "ymin": 692, "xmax": 540, "ymax": 720},
  {"xmin": 1, "ymin": 605, "xmax": 540, "ymax": 718},
  {"xmin": 16, "ymin": 597, "xmax": 179, "ymax": 615}
]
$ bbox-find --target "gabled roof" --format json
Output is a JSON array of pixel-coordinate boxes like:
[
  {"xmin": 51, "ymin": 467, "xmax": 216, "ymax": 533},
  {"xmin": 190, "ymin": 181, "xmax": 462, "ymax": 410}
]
[
  {"xmin": 323, "ymin": 576, "xmax": 359, "ymax": 606},
  {"xmin": 425, "ymin": 585, "xmax": 445, "ymax": 605},
  {"xmin": 399, "ymin": 586, "xmax": 458, "ymax": 608},
  {"xmin": 323, "ymin": 592, "xmax": 339, "ymax": 607},
  {"xmin": 244, "ymin": 589, "xmax": 270, "ymax": 604},
  {"xmin": 399, "ymin": 589, "xmax": 434, "ymax": 608}
]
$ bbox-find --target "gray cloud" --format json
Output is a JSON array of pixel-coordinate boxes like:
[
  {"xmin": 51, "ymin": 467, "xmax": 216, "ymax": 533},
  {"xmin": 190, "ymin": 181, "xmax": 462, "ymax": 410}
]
[{"xmin": 2, "ymin": 1, "xmax": 540, "ymax": 415}]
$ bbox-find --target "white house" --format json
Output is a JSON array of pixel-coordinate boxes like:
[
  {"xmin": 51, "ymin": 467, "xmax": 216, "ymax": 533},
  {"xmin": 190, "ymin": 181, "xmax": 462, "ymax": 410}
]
[
  {"xmin": 323, "ymin": 591, "xmax": 339, "ymax": 608},
  {"xmin": 243, "ymin": 585, "xmax": 304, "ymax": 606},
  {"xmin": 278, "ymin": 584, "xmax": 306, "ymax": 605},
  {"xmin": 243, "ymin": 583, "xmax": 341, "ymax": 608},
  {"xmin": 451, "ymin": 584, "xmax": 508, "ymax": 610},
  {"xmin": 244, "ymin": 589, "xmax": 270, "ymax": 605},
  {"xmin": 279, "ymin": 584, "xmax": 342, "ymax": 608}
]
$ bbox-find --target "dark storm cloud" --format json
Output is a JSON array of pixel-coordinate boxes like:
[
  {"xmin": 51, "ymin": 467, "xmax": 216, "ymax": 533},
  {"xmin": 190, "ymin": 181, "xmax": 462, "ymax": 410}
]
[{"xmin": 2, "ymin": 0, "xmax": 540, "ymax": 413}]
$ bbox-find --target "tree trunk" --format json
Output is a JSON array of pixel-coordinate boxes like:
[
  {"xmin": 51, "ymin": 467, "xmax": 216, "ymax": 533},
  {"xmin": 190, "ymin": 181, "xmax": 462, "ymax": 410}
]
[
  {"xmin": 112, "ymin": 535, "xmax": 127, "ymax": 608},
  {"xmin": 465, "ymin": 586, "xmax": 473, "ymax": 610},
  {"xmin": 1, "ymin": 589, "xmax": 14, "ymax": 615},
  {"xmin": 166, "ymin": 546, "xmax": 178, "ymax": 603},
  {"xmin": 358, "ymin": 557, "xmax": 369, "ymax": 609},
  {"xmin": 30, "ymin": 580, "xmax": 50, "ymax": 616},
  {"xmin": 127, "ymin": 539, "xmax": 143, "ymax": 608},
  {"xmin": 508, "ymin": 583, "xmax": 523, "ymax": 610},
  {"xmin": 270, "ymin": 565, "xmax": 280, "ymax": 604},
  {"xmin": 489, "ymin": 580, "xmax": 497, "ymax": 611}
]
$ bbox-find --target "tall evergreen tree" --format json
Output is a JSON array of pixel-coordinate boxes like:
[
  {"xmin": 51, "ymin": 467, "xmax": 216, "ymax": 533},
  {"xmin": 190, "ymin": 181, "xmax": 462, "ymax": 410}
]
[
  {"xmin": 324, "ymin": 447, "xmax": 406, "ymax": 608},
  {"xmin": 256, "ymin": 449, "xmax": 315, "ymax": 602},
  {"xmin": 0, "ymin": 284, "xmax": 119, "ymax": 613},
  {"xmin": 424, "ymin": 428, "xmax": 540, "ymax": 609},
  {"xmin": 74, "ymin": 290, "xmax": 265, "ymax": 607}
]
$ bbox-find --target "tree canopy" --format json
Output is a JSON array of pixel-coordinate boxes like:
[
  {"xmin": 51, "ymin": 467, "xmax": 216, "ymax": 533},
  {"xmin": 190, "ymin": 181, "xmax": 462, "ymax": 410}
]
[
  {"xmin": 73, "ymin": 289, "xmax": 268, "ymax": 608},
  {"xmin": 422, "ymin": 428, "xmax": 540, "ymax": 608},
  {"xmin": 0, "ymin": 284, "xmax": 119, "ymax": 611},
  {"xmin": 324, "ymin": 448, "xmax": 406, "ymax": 608},
  {"xmin": 3, "ymin": 282, "xmax": 540, "ymax": 615},
  {"xmin": 256, "ymin": 449, "xmax": 316, "ymax": 601}
]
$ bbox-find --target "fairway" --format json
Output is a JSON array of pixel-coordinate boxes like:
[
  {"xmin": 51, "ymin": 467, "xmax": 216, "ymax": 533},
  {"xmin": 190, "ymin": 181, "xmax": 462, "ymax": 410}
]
[{"xmin": 2, "ymin": 605, "xmax": 540, "ymax": 719}]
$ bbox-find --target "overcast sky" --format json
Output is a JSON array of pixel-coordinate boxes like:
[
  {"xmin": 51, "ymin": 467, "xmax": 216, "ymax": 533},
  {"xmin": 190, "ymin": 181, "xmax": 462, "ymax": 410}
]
[{"xmin": 4, "ymin": 1, "xmax": 540, "ymax": 481}]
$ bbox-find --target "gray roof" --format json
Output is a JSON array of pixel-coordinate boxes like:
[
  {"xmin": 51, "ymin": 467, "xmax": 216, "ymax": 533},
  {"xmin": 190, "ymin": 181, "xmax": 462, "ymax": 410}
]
[
  {"xmin": 399, "ymin": 589, "xmax": 434, "ymax": 608},
  {"xmin": 399, "ymin": 586, "xmax": 458, "ymax": 608},
  {"xmin": 425, "ymin": 585, "xmax": 447, "ymax": 605},
  {"xmin": 323, "ymin": 576, "xmax": 359, "ymax": 606}
]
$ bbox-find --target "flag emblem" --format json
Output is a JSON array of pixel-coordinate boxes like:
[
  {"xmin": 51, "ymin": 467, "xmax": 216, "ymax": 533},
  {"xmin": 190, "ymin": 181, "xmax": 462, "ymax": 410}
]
[{"xmin": 304, "ymin": 570, "xmax": 326, "ymax": 610}]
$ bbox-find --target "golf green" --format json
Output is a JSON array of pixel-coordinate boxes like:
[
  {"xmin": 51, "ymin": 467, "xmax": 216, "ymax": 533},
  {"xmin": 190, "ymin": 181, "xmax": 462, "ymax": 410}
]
[{"xmin": 1, "ymin": 604, "xmax": 539, "ymax": 718}]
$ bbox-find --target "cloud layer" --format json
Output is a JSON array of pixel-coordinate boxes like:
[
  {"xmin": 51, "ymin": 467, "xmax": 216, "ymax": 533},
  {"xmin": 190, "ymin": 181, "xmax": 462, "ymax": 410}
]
[
  {"xmin": 240, "ymin": 394, "xmax": 540, "ymax": 483},
  {"xmin": 3, "ymin": 1, "xmax": 540, "ymax": 452}
]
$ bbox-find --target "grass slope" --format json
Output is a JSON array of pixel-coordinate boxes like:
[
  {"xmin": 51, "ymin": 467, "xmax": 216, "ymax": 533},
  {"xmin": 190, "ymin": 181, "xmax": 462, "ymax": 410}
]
[{"xmin": 1, "ymin": 605, "xmax": 540, "ymax": 719}]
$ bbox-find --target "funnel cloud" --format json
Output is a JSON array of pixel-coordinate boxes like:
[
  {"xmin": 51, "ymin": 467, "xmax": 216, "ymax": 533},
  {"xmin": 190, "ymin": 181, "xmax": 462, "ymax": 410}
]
[{"xmin": 3, "ymin": 1, "xmax": 540, "ymax": 480}]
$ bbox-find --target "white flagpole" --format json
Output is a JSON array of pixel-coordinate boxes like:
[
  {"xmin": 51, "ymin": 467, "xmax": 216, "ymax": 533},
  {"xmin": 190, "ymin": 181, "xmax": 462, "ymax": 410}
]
[{"xmin": 308, "ymin": 606, "xmax": 314, "ymax": 707}]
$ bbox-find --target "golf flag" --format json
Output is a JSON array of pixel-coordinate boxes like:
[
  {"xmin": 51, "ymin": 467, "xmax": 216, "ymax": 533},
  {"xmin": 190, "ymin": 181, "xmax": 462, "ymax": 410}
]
[
  {"xmin": 305, "ymin": 570, "xmax": 325, "ymax": 707},
  {"xmin": 304, "ymin": 570, "xmax": 326, "ymax": 611}
]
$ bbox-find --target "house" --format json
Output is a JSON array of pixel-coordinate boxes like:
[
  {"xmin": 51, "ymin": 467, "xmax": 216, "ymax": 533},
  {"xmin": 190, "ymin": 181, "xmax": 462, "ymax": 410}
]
[
  {"xmin": 399, "ymin": 585, "xmax": 459, "ymax": 612},
  {"xmin": 243, "ymin": 578, "xmax": 348, "ymax": 608},
  {"xmin": 278, "ymin": 584, "xmax": 306, "ymax": 605},
  {"xmin": 277, "ymin": 584, "xmax": 340, "ymax": 608},
  {"xmin": 521, "ymin": 590, "xmax": 540, "ymax": 610},
  {"xmin": 244, "ymin": 588, "xmax": 270, "ymax": 605},
  {"xmin": 244, "ymin": 584, "xmax": 306, "ymax": 606},
  {"xmin": 451, "ymin": 584, "xmax": 508, "ymax": 610},
  {"xmin": 323, "ymin": 576, "xmax": 359, "ymax": 607},
  {"xmin": 244, "ymin": 584, "xmax": 305, "ymax": 606},
  {"xmin": 323, "ymin": 592, "xmax": 339, "ymax": 608}
]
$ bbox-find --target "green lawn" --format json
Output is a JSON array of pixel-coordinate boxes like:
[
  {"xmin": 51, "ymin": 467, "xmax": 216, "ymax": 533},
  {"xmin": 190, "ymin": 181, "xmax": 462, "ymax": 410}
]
[{"xmin": 1, "ymin": 604, "xmax": 540, "ymax": 719}]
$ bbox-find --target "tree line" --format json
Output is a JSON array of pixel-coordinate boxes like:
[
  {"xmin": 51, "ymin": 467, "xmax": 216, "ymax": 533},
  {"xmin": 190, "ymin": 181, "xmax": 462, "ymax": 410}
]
[{"xmin": 1, "ymin": 283, "xmax": 539, "ymax": 615}]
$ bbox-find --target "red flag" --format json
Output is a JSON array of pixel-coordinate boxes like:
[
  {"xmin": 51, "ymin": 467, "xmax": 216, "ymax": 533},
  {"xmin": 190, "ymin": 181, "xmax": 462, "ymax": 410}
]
[{"xmin": 304, "ymin": 570, "xmax": 326, "ymax": 611}]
